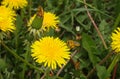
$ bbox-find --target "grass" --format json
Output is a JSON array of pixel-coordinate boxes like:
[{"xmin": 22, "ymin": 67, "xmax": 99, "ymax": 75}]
[{"xmin": 0, "ymin": 0, "xmax": 120, "ymax": 79}]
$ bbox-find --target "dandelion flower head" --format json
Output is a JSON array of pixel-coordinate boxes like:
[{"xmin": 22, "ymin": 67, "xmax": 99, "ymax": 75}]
[
  {"xmin": 28, "ymin": 11, "xmax": 59, "ymax": 31},
  {"xmin": 111, "ymin": 27, "xmax": 120, "ymax": 53},
  {"xmin": 31, "ymin": 36, "xmax": 70, "ymax": 69},
  {"xmin": 0, "ymin": 6, "xmax": 16, "ymax": 32},
  {"xmin": 1, "ymin": 0, "xmax": 28, "ymax": 9},
  {"xmin": 42, "ymin": 12, "xmax": 59, "ymax": 30}
]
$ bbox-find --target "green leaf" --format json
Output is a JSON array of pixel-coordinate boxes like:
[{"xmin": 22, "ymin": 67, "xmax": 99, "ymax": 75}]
[
  {"xmin": 79, "ymin": 59, "xmax": 89, "ymax": 69},
  {"xmin": 0, "ymin": 72, "xmax": 4, "ymax": 79},
  {"xmin": 82, "ymin": 33, "xmax": 100, "ymax": 65},
  {"xmin": 16, "ymin": 15, "xmax": 23, "ymax": 31},
  {"xmin": 64, "ymin": 73, "xmax": 72, "ymax": 79},
  {"xmin": 60, "ymin": 14, "xmax": 71, "ymax": 24},
  {"xmin": 15, "ymin": 15, "xmax": 24, "ymax": 51},
  {"xmin": 59, "ymin": 23, "xmax": 76, "ymax": 36},
  {"xmin": 75, "ymin": 15, "xmax": 91, "ymax": 31},
  {"xmin": 44, "ymin": 28, "xmax": 55, "ymax": 36},
  {"xmin": 0, "ymin": 58, "xmax": 7, "ymax": 70},
  {"xmin": 80, "ymin": 74, "xmax": 87, "ymax": 79},
  {"xmin": 99, "ymin": 20, "xmax": 108, "ymax": 35},
  {"xmin": 107, "ymin": 54, "xmax": 120, "ymax": 74},
  {"xmin": 113, "ymin": 13, "xmax": 120, "ymax": 30},
  {"xmin": 96, "ymin": 65, "xmax": 110, "ymax": 79},
  {"xmin": 47, "ymin": 76, "xmax": 63, "ymax": 79},
  {"xmin": 115, "ymin": 0, "xmax": 120, "ymax": 16}
]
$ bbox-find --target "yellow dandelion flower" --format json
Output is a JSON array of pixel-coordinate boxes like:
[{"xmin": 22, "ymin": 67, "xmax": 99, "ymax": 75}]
[
  {"xmin": 42, "ymin": 12, "xmax": 59, "ymax": 30},
  {"xmin": 111, "ymin": 27, "xmax": 120, "ymax": 53},
  {"xmin": 1, "ymin": 0, "xmax": 28, "ymax": 9},
  {"xmin": 31, "ymin": 36, "xmax": 70, "ymax": 69},
  {"xmin": 28, "ymin": 11, "xmax": 59, "ymax": 31},
  {"xmin": 0, "ymin": 6, "xmax": 16, "ymax": 32}
]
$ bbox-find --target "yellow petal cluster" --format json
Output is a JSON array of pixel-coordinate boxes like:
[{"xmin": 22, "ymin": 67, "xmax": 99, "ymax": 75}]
[
  {"xmin": 111, "ymin": 27, "xmax": 120, "ymax": 53},
  {"xmin": 31, "ymin": 36, "xmax": 70, "ymax": 69},
  {"xmin": 0, "ymin": 6, "xmax": 16, "ymax": 32},
  {"xmin": 42, "ymin": 12, "xmax": 59, "ymax": 31},
  {"xmin": 1, "ymin": 0, "xmax": 28, "ymax": 9},
  {"xmin": 28, "ymin": 12, "xmax": 59, "ymax": 31}
]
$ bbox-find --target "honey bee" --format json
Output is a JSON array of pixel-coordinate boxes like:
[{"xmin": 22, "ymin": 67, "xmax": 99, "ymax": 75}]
[
  {"xmin": 67, "ymin": 40, "xmax": 80, "ymax": 49},
  {"xmin": 37, "ymin": 6, "xmax": 44, "ymax": 18}
]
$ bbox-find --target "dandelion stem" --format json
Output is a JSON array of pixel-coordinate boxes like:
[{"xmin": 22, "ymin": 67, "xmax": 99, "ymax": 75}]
[
  {"xmin": 112, "ymin": 63, "xmax": 118, "ymax": 79},
  {"xmin": 1, "ymin": 41, "xmax": 43, "ymax": 72},
  {"xmin": 56, "ymin": 50, "xmax": 78, "ymax": 76},
  {"xmin": 28, "ymin": 0, "xmax": 32, "ymax": 19},
  {"xmin": 87, "ymin": 51, "xmax": 113, "ymax": 78},
  {"xmin": 83, "ymin": 0, "xmax": 108, "ymax": 49},
  {"xmin": 107, "ymin": 54, "xmax": 120, "ymax": 74}
]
